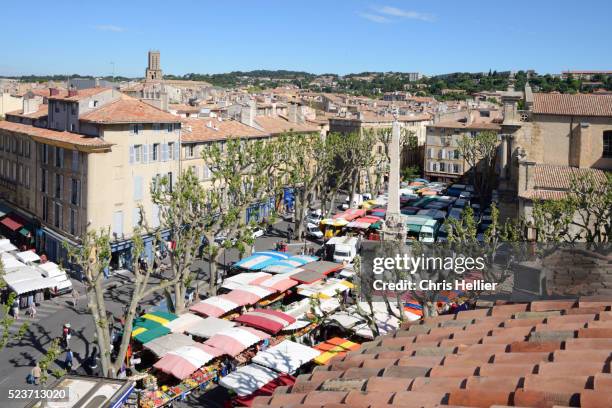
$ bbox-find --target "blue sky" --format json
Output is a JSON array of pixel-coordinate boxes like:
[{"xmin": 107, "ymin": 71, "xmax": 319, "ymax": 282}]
[{"xmin": 1, "ymin": 0, "xmax": 611, "ymax": 77}]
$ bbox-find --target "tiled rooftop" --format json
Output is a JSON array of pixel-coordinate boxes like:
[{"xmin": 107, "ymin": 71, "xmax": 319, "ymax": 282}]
[
  {"xmin": 520, "ymin": 164, "xmax": 608, "ymax": 201},
  {"xmin": 0, "ymin": 121, "xmax": 113, "ymax": 151},
  {"xmin": 532, "ymin": 93, "xmax": 612, "ymax": 117},
  {"xmin": 254, "ymin": 297, "xmax": 612, "ymax": 408},
  {"xmin": 181, "ymin": 117, "xmax": 268, "ymax": 143},
  {"xmin": 80, "ymin": 95, "xmax": 180, "ymax": 124},
  {"xmin": 254, "ymin": 115, "xmax": 319, "ymax": 135}
]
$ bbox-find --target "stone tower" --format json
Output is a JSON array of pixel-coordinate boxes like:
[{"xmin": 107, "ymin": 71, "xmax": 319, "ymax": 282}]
[
  {"xmin": 145, "ymin": 50, "xmax": 163, "ymax": 82},
  {"xmin": 382, "ymin": 119, "xmax": 408, "ymax": 241}
]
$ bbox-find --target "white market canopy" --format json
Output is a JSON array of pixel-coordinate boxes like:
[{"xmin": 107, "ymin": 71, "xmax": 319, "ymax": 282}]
[
  {"xmin": 185, "ymin": 316, "xmax": 236, "ymax": 339},
  {"xmin": 221, "ymin": 272, "xmax": 272, "ymax": 291},
  {"xmin": 143, "ymin": 333, "xmax": 197, "ymax": 357},
  {"xmin": 0, "ymin": 239, "xmax": 17, "ymax": 254},
  {"xmin": 15, "ymin": 250, "xmax": 41, "ymax": 264},
  {"xmin": 251, "ymin": 340, "xmax": 320, "ymax": 374},
  {"xmin": 1, "ymin": 253, "xmax": 25, "ymax": 270},
  {"xmin": 164, "ymin": 313, "xmax": 206, "ymax": 334},
  {"xmin": 219, "ymin": 364, "xmax": 280, "ymax": 397},
  {"xmin": 8, "ymin": 276, "xmax": 59, "ymax": 295},
  {"xmin": 37, "ymin": 262, "xmax": 65, "ymax": 278}
]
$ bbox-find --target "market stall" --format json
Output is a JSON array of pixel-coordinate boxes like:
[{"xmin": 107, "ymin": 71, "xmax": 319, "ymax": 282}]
[
  {"xmin": 297, "ymin": 278, "xmax": 353, "ymax": 299},
  {"xmin": 234, "ymin": 309, "xmax": 296, "ymax": 334},
  {"xmin": 255, "ymin": 274, "xmax": 299, "ymax": 293},
  {"xmin": 153, "ymin": 344, "xmax": 222, "ymax": 380},
  {"xmin": 143, "ymin": 333, "xmax": 197, "ymax": 358},
  {"xmin": 0, "ymin": 238, "xmax": 17, "ymax": 253},
  {"xmin": 313, "ymin": 337, "xmax": 360, "ymax": 365},
  {"xmin": 1, "ymin": 253, "xmax": 26, "ymax": 270},
  {"xmin": 300, "ymin": 261, "xmax": 344, "ymax": 277},
  {"xmin": 221, "ymin": 272, "xmax": 272, "ymax": 291},
  {"xmin": 164, "ymin": 312, "xmax": 206, "ymax": 334},
  {"xmin": 233, "ymin": 251, "xmax": 289, "ymax": 271},
  {"xmin": 15, "ymin": 250, "xmax": 40, "ymax": 264},
  {"xmin": 260, "ymin": 255, "xmax": 317, "ymax": 274},
  {"xmin": 287, "ymin": 269, "xmax": 324, "ymax": 285},
  {"xmin": 219, "ymin": 364, "xmax": 282, "ymax": 397},
  {"xmin": 223, "ymin": 285, "xmax": 275, "ymax": 306},
  {"xmin": 251, "ymin": 340, "xmax": 320, "ymax": 374},
  {"xmin": 204, "ymin": 327, "xmax": 270, "ymax": 356},
  {"xmin": 132, "ymin": 312, "xmax": 178, "ymax": 344},
  {"xmin": 189, "ymin": 295, "xmax": 241, "ymax": 318},
  {"xmin": 185, "ymin": 316, "xmax": 236, "ymax": 339}
]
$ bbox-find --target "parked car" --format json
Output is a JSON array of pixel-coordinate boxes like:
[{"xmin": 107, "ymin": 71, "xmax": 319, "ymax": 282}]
[
  {"xmin": 305, "ymin": 223, "xmax": 324, "ymax": 240},
  {"xmin": 250, "ymin": 227, "xmax": 265, "ymax": 239}
]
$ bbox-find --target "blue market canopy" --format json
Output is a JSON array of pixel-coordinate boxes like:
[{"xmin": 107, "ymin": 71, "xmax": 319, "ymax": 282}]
[
  {"xmin": 261, "ymin": 255, "xmax": 318, "ymax": 274},
  {"xmin": 234, "ymin": 251, "xmax": 290, "ymax": 271}
]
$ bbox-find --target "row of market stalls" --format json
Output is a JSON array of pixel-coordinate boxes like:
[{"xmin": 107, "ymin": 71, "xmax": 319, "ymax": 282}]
[
  {"xmin": 320, "ymin": 208, "xmax": 384, "ymax": 240},
  {"xmin": 132, "ymin": 251, "xmax": 369, "ymax": 407}
]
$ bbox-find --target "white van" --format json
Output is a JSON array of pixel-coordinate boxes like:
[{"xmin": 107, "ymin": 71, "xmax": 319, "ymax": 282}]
[
  {"xmin": 305, "ymin": 223, "xmax": 324, "ymax": 240},
  {"xmin": 327, "ymin": 236, "xmax": 359, "ymax": 264},
  {"xmin": 38, "ymin": 262, "xmax": 73, "ymax": 296}
]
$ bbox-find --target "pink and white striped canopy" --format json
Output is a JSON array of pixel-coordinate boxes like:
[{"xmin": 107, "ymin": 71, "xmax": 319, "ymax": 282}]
[
  {"xmin": 189, "ymin": 295, "xmax": 240, "ymax": 317},
  {"xmin": 204, "ymin": 326, "xmax": 270, "ymax": 356},
  {"xmin": 223, "ymin": 285, "xmax": 274, "ymax": 306},
  {"xmin": 256, "ymin": 274, "xmax": 299, "ymax": 293},
  {"xmin": 154, "ymin": 343, "xmax": 222, "ymax": 379}
]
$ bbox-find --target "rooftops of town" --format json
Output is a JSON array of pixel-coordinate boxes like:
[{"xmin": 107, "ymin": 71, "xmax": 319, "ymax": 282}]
[
  {"xmin": 47, "ymin": 86, "xmax": 112, "ymax": 102},
  {"xmin": 80, "ymin": 95, "xmax": 180, "ymax": 124},
  {"xmin": 519, "ymin": 164, "xmax": 608, "ymax": 200},
  {"xmin": 427, "ymin": 120, "xmax": 501, "ymax": 131},
  {"xmin": 180, "ymin": 117, "xmax": 268, "ymax": 143},
  {"xmin": 0, "ymin": 121, "xmax": 113, "ymax": 151},
  {"xmin": 254, "ymin": 115, "xmax": 319, "ymax": 135},
  {"xmin": 253, "ymin": 298, "xmax": 612, "ymax": 408}
]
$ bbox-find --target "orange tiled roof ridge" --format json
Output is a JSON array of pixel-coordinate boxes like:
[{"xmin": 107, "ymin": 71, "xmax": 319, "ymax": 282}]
[
  {"xmin": 533, "ymin": 93, "xmax": 612, "ymax": 117},
  {"xmin": 254, "ymin": 297, "xmax": 612, "ymax": 408},
  {"xmin": 80, "ymin": 94, "xmax": 180, "ymax": 124},
  {"xmin": 0, "ymin": 121, "xmax": 112, "ymax": 150}
]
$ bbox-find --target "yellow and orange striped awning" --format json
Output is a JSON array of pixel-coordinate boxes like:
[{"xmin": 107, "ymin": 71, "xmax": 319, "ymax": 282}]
[{"xmin": 313, "ymin": 337, "xmax": 360, "ymax": 365}]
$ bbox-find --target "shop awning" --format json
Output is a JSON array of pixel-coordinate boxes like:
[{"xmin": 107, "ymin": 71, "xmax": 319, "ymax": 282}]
[
  {"xmin": 0, "ymin": 214, "xmax": 24, "ymax": 231},
  {"xmin": 297, "ymin": 278, "xmax": 353, "ymax": 299},
  {"xmin": 185, "ymin": 316, "xmax": 236, "ymax": 339},
  {"xmin": 219, "ymin": 364, "xmax": 280, "ymax": 397},
  {"xmin": 15, "ymin": 250, "xmax": 40, "ymax": 264},
  {"xmin": 19, "ymin": 227, "xmax": 32, "ymax": 238},
  {"xmin": 332, "ymin": 208, "xmax": 366, "ymax": 221},
  {"xmin": 132, "ymin": 312, "xmax": 177, "ymax": 343},
  {"xmin": 223, "ymin": 285, "xmax": 274, "ymax": 306},
  {"xmin": 289, "ymin": 269, "xmax": 325, "ymax": 284},
  {"xmin": 189, "ymin": 295, "xmax": 240, "ymax": 318},
  {"xmin": 1, "ymin": 253, "xmax": 25, "ymax": 270},
  {"xmin": 7, "ymin": 276, "xmax": 58, "ymax": 295},
  {"xmin": 164, "ymin": 313, "xmax": 206, "ymax": 334},
  {"xmin": 204, "ymin": 327, "xmax": 270, "ymax": 356},
  {"xmin": 252, "ymin": 340, "xmax": 320, "ymax": 374},
  {"xmin": 133, "ymin": 326, "xmax": 171, "ymax": 344},
  {"xmin": 154, "ymin": 343, "xmax": 222, "ymax": 380},
  {"xmin": 234, "ymin": 309, "xmax": 296, "ymax": 334},
  {"xmin": 313, "ymin": 337, "xmax": 360, "ymax": 365},
  {"xmin": 143, "ymin": 333, "xmax": 196, "ymax": 357},
  {"xmin": 320, "ymin": 218, "xmax": 349, "ymax": 227},
  {"xmin": 221, "ymin": 272, "xmax": 272, "ymax": 290},
  {"xmin": 233, "ymin": 374, "xmax": 295, "ymax": 407},
  {"xmin": 0, "ymin": 239, "xmax": 17, "ymax": 254}
]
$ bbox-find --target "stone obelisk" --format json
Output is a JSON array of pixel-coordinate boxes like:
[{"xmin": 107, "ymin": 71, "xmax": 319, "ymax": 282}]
[{"xmin": 382, "ymin": 119, "xmax": 407, "ymax": 241}]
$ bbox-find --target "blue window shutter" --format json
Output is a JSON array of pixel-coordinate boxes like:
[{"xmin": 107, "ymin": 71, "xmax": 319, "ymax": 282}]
[
  {"xmin": 134, "ymin": 176, "xmax": 143, "ymax": 200},
  {"xmin": 129, "ymin": 145, "xmax": 135, "ymax": 164},
  {"xmin": 162, "ymin": 143, "xmax": 168, "ymax": 162},
  {"xmin": 173, "ymin": 143, "xmax": 179, "ymax": 161}
]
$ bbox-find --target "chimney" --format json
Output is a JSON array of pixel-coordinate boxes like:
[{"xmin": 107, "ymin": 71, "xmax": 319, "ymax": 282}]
[
  {"xmin": 240, "ymin": 100, "xmax": 256, "ymax": 127},
  {"xmin": 49, "ymin": 88, "xmax": 59, "ymax": 96},
  {"xmin": 68, "ymin": 85, "xmax": 78, "ymax": 97}
]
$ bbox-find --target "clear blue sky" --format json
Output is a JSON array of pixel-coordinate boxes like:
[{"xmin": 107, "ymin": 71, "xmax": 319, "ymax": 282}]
[{"xmin": 1, "ymin": 0, "xmax": 611, "ymax": 77}]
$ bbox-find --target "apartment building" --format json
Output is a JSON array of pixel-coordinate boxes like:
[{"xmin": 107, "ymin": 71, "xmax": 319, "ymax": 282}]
[
  {"xmin": 0, "ymin": 88, "xmax": 181, "ymax": 269},
  {"xmin": 424, "ymin": 121, "xmax": 501, "ymax": 182}
]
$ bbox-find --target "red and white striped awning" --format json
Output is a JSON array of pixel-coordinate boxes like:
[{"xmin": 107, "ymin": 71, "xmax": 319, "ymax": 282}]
[
  {"xmin": 221, "ymin": 272, "xmax": 272, "ymax": 291},
  {"xmin": 189, "ymin": 295, "xmax": 240, "ymax": 317},
  {"xmin": 224, "ymin": 285, "xmax": 275, "ymax": 306},
  {"xmin": 234, "ymin": 309, "xmax": 297, "ymax": 334},
  {"xmin": 256, "ymin": 274, "xmax": 299, "ymax": 293},
  {"xmin": 153, "ymin": 343, "xmax": 222, "ymax": 379},
  {"xmin": 204, "ymin": 326, "xmax": 270, "ymax": 356}
]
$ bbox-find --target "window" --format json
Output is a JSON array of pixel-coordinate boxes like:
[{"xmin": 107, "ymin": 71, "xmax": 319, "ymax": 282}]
[
  {"xmin": 54, "ymin": 103, "xmax": 59, "ymax": 113},
  {"xmin": 24, "ymin": 141, "xmax": 31, "ymax": 158},
  {"xmin": 134, "ymin": 145, "xmax": 143, "ymax": 163},
  {"xmin": 132, "ymin": 208, "xmax": 142, "ymax": 227},
  {"xmin": 377, "ymin": 145, "xmax": 383, "ymax": 154},
  {"xmin": 42, "ymin": 196, "xmax": 49, "ymax": 222},
  {"xmin": 11, "ymin": 162, "xmax": 16, "ymax": 180},
  {"xmin": 42, "ymin": 144, "xmax": 49, "ymax": 164},
  {"xmin": 439, "ymin": 162, "xmax": 446, "ymax": 172},
  {"xmin": 454, "ymin": 149, "xmax": 460, "ymax": 159},
  {"xmin": 604, "ymin": 131, "xmax": 612, "ymax": 158},
  {"xmin": 133, "ymin": 176, "xmax": 143, "ymax": 200},
  {"xmin": 70, "ymin": 209, "xmax": 77, "ymax": 235},
  {"xmin": 72, "ymin": 151, "xmax": 79, "ymax": 172},
  {"xmin": 153, "ymin": 123, "xmax": 160, "ymax": 132},
  {"xmin": 168, "ymin": 143, "xmax": 176, "ymax": 160},
  {"xmin": 131, "ymin": 124, "xmax": 143, "ymax": 135},
  {"xmin": 453, "ymin": 164, "xmax": 460, "ymax": 173},
  {"xmin": 112, "ymin": 211, "xmax": 124, "ymax": 237},
  {"xmin": 203, "ymin": 164, "xmax": 211, "ymax": 180},
  {"xmin": 55, "ymin": 147, "xmax": 64, "ymax": 168},
  {"xmin": 161, "ymin": 143, "xmax": 169, "ymax": 161},
  {"xmin": 166, "ymin": 123, "xmax": 173, "ymax": 133},
  {"xmin": 25, "ymin": 167, "xmax": 30, "ymax": 189},
  {"xmin": 41, "ymin": 169, "xmax": 48, "ymax": 193},
  {"xmin": 70, "ymin": 123, "xmax": 75, "ymax": 132},
  {"xmin": 152, "ymin": 143, "xmax": 160, "ymax": 161},
  {"xmin": 186, "ymin": 145, "xmax": 195, "ymax": 158},
  {"xmin": 432, "ymin": 162, "xmax": 438, "ymax": 172},
  {"xmin": 54, "ymin": 202, "xmax": 62, "ymax": 229},
  {"xmin": 427, "ymin": 148, "xmax": 433, "ymax": 159},
  {"xmin": 71, "ymin": 179, "xmax": 81, "ymax": 206},
  {"xmin": 17, "ymin": 164, "xmax": 23, "ymax": 185},
  {"xmin": 17, "ymin": 139, "xmax": 22, "ymax": 156},
  {"xmin": 55, "ymin": 174, "xmax": 63, "ymax": 199},
  {"xmin": 189, "ymin": 165, "xmax": 197, "ymax": 177}
]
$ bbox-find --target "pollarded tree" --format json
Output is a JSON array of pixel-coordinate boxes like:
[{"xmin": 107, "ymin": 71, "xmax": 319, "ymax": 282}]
[
  {"xmin": 199, "ymin": 137, "xmax": 281, "ymax": 294},
  {"xmin": 66, "ymin": 226, "xmax": 179, "ymax": 377},
  {"xmin": 457, "ymin": 130, "xmax": 499, "ymax": 210}
]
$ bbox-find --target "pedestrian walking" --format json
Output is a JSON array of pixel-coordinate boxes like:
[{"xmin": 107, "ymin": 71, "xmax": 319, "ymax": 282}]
[
  {"xmin": 63, "ymin": 323, "xmax": 72, "ymax": 348},
  {"xmin": 30, "ymin": 363, "xmax": 41, "ymax": 385},
  {"xmin": 28, "ymin": 303, "xmax": 37, "ymax": 319},
  {"xmin": 71, "ymin": 289, "xmax": 79, "ymax": 309},
  {"xmin": 12, "ymin": 300, "xmax": 19, "ymax": 320},
  {"xmin": 64, "ymin": 349, "xmax": 73, "ymax": 372}
]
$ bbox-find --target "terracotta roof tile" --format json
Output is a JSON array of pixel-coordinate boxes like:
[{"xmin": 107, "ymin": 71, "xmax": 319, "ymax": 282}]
[
  {"xmin": 365, "ymin": 376, "xmax": 412, "ymax": 392},
  {"xmin": 593, "ymin": 373, "xmax": 612, "ymax": 390},
  {"xmin": 478, "ymin": 363, "xmax": 536, "ymax": 377},
  {"xmin": 538, "ymin": 362, "xmax": 608, "ymax": 376},
  {"xmin": 80, "ymin": 94, "xmax": 179, "ymax": 124},
  {"xmin": 410, "ymin": 376, "xmax": 464, "ymax": 391},
  {"xmin": 564, "ymin": 338, "xmax": 612, "ymax": 350},
  {"xmin": 254, "ymin": 115, "xmax": 319, "ymax": 135},
  {"xmin": 552, "ymin": 349, "xmax": 610, "ymax": 363},
  {"xmin": 513, "ymin": 389, "xmax": 578, "ymax": 408},
  {"xmin": 523, "ymin": 375, "xmax": 589, "ymax": 393},
  {"xmin": 344, "ymin": 390, "xmax": 394, "ymax": 407},
  {"xmin": 577, "ymin": 327, "xmax": 612, "ymax": 338},
  {"xmin": 532, "ymin": 92, "xmax": 612, "ymax": 117},
  {"xmin": 382, "ymin": 365, "xmax": 430, "ymax": 378},
  {"xmin": 0, "ymin": 121, "xmax": 112, "ymax": 151},
  {"xmin": 302, "ymin": 391, "xmax": 348, "ymax": 405},
  {"xmin": 429, "ymin": 364, "xmax": 478, "ymax": 378},
  {"xmin": 520, "ymin": 165, "xmax": 608, "ymax": 200},
  {"xmin": 180, "ymin": 116, "xmax": 269, "ymax": 142},
  {"xmin": 530, "ymin": 300, "xmax": 577, "ymax": 312},
  {"xmin": 509, "ymin": 340, "xmax": 561, "ymax": 353},
  {"xmin": 491, "ymin": 352, "xmax": 550, "ymax": 365},
  {"xmin": 48, "ymin": 87, "xmax": 111, "ymax": 101},
  {"xmin": 464, "ymin": 375, "xmax": 521, "ymax": 392},
  {"xmin": 390, "ymin": 390, "xmax": 448, "ymax": 407},
  {"xmin": 448, "ymin": 389, "xmax": 512, "ymax": 408},
  {"xmin": 581, "ymin": 390, "xmax": 612, "ymax": 408}
]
